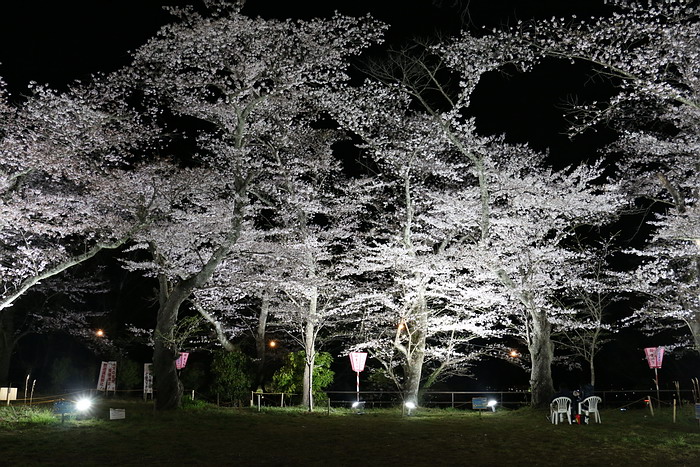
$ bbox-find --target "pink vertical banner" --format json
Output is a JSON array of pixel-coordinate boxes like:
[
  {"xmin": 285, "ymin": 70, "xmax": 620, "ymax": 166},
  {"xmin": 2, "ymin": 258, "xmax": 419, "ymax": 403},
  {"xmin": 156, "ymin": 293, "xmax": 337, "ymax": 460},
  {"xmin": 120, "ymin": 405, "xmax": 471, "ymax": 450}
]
[{"xmin": 176, "ymin": 352, "xmax": 190, "ymax": 370}]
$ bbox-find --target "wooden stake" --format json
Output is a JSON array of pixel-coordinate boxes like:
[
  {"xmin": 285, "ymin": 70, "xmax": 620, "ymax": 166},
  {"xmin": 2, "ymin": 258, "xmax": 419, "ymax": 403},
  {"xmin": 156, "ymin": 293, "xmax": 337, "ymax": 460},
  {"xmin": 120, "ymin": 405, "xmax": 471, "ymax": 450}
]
[
  {"xmin": 29, "ymin": 380, "xmax": 36, "ymax": 406},
  {"xmin": 673, "ymin": 399, "xmax": 676, "ymax": 423},
  {"xmin": 648, "ymin": 396, "xmax": 654, "ymax": 417}
]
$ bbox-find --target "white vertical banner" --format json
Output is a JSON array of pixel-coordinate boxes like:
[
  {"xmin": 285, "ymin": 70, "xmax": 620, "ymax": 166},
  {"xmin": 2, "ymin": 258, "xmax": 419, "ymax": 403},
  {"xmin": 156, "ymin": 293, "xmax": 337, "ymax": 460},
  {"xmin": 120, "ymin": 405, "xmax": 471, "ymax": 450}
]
[
  {"xmin": 105, "ymin": 361, "xmax": 117, "ymax": 392},
  {"xmin": 143, "ymin": 363, "xmax": 153, "ymax": 395},
  {"xmin": 97, "ymin": 361, "xmax": 108, "ymax": 391}
]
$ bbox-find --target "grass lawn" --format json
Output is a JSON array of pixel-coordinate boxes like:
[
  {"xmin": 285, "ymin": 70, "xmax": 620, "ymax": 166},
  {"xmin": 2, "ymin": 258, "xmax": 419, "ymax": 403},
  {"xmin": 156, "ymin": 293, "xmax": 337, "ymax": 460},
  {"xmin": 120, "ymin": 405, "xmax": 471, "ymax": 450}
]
[{"xmin": 1, "ymin": 399, "xmax": 699, "ymax": 466}]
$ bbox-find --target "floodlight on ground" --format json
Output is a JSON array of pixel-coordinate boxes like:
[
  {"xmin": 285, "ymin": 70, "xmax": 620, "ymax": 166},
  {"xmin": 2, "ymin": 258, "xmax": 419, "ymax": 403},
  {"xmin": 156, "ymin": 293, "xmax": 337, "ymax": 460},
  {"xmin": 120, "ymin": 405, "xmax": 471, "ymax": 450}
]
[
  {"xmin": 351, "ymin": 401, "xmax": 366, "ymax": 414},
  {"xmin": 487, "ymin": 400, "xmax": 497, "ymax": 412},
  {"xmin": 75, "ymin": 398, "xmax": 93, "ymax": 412},
  {"xmin": 404, "ymin": 401, "xmax": 416, "ymax": 416}
]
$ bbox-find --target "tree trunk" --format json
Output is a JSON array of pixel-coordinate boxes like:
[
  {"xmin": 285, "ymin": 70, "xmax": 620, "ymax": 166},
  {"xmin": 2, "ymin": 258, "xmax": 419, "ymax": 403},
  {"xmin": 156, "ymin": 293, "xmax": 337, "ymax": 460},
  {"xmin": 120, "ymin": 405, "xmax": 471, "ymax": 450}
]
[
  {"xmin": 589, "ymin": 357, "xmax": 596, "ymax": 388},
  {"xmin": 403, "ymin": 351, "xmax": 424, "ymax": 404},
  {"xmin": 0, "ymin": 310, "xmax": 15, "ymax": 386},
  {"xmin": 689, "ymin": 312, "xmax": 700, "ymax": 355},
  {"xmin": 400, "ymin": 291, "xmax": 427, "ymax": 404},
  {"xmin": 301, "ymin": 290, "xmax": 317, "ymax": 411},
  {"xmin": 255, "ymin": 293, "xmax": 270, "ymax": 388},
  {"xmin": 528, "ymin": 309, "xmax": 555, "ymax": 408},
  {"xmin": 153, "ymin": 286, "xmax": 186, "ymax": 410}
]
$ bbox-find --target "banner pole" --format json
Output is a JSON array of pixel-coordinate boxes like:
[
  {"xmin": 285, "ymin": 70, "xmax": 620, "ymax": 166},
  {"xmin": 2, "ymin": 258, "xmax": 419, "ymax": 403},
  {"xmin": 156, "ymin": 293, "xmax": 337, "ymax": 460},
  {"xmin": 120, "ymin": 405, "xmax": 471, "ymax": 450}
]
[{"xmin": 655, "ymin": 368, "xmax": 660, "ymax": 409}]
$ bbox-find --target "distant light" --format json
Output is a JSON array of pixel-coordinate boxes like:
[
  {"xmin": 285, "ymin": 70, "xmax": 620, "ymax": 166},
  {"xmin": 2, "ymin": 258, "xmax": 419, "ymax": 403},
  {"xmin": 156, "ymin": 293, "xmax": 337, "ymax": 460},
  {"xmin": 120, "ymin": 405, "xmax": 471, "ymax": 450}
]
[
  {"xmin": 509, "ymin": 349, "xmax": 519, "ymax": 358},
  {"xmin": 75, "ymin": 398, "xmax": 93, "ymax": 412},
  {"xmin": 95, "ymin": 329, "xmax": 105, "ymax": 337},
  {"xmin": 269, "ymin": 340, "xmax": 277, "ymax": 348}
]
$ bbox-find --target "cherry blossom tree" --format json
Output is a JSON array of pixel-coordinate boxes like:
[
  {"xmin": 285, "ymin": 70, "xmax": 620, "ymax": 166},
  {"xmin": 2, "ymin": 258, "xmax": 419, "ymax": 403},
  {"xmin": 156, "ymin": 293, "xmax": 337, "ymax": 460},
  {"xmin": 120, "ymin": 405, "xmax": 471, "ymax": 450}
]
[
  {"xmin": 453, "ymin": 146, "xmax": 624, "ymax": 406},
  {"xmin": 333, "ymin": 30, "xmax": 621, "ymax": 407},
  {"xmin": 511, "ymin": 0, "xmax": 700, "ymax": 354},
  {"xmin": 192, "ymin": 123, "xmax": 364, "ymax": 411},
  {"xmin": 122, "ymin": 2, "xmax": 384, "ymax": 409},
  {"xmin": 330, "ymin": 77, "xmax": 508, "ymax": 403},
  {"xmin": 265, "ymin": 166, "xmax": 362, "ymax": 411},
  {"xmin": 553, "ymin": 239, "xmax": 621, "ymax": 387},
  {"xmin": 0, "ymin": 80, "xmax": 160, "ymax": 384},
  {"xmin": 626, "ymin": 207, "xmax": 700, "ymax": 353}
]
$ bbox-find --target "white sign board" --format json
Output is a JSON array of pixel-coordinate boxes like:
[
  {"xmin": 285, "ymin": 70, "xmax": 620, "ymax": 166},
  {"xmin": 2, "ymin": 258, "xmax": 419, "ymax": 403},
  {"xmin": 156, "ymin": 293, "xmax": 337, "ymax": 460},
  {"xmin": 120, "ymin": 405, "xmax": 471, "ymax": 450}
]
[
  {"xmin": 1, "ymin": 387, "xmax": 17, "ymax": 404},
  {"xmin": 109, "ymin": 408, "xmax": 126, "ymax": 420}
]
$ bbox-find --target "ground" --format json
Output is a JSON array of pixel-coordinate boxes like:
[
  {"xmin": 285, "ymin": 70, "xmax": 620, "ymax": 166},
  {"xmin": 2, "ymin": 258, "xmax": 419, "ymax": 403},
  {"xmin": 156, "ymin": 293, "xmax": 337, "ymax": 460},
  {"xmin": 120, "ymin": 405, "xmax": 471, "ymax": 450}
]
[{"xmin": 1, "ymin": 400, "xmax": 699, "ymax": 466}]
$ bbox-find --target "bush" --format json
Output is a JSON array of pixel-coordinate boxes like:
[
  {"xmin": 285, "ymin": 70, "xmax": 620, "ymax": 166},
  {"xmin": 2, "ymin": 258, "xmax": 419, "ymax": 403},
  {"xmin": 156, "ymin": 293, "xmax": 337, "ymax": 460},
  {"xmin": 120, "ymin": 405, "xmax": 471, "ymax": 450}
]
[
  {"xmin": 182, "ymin": 395, "xmax": 211, "ymax": 410},
  {"xmin": 117, "ymin": 359, "xmax": 142, "ymax": 390},
  {"xmin": 180, "ymin": 360, "xmax": 208, "ymax": 392},
  {"xmin": 210, "ymin": 350, "xmax": 253, "ymax": 406},
  {"xmin": 271, "ymin": 351, "xmax": 334, "ymax": 401}
]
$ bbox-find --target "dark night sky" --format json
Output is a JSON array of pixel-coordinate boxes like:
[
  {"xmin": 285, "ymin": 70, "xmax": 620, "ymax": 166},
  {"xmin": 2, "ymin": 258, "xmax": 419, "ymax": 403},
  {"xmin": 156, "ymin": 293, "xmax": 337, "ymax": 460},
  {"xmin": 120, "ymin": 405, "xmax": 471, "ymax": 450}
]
[
  {"xmin": 3, "ymin": 1, "xmax": 693, "ymax": 390},
  {"xmin": 0, "ymin": 1, "xmax": 610, "ymax": 91},
  {"xmin": 0, "ymin": 0, "xmax": 617, "ymax": 163}
]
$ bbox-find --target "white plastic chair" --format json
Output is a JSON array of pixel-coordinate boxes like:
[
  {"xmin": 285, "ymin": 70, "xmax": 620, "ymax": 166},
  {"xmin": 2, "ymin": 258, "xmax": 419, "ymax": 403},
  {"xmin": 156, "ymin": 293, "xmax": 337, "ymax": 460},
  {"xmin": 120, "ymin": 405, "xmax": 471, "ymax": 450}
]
[
  {"xmin": 550, "ymin": 397, "xmax": 572, "ymax": 425},
  {"xmin": 578, "ymin": 396, "xmax": 602, "ymax": 424}
]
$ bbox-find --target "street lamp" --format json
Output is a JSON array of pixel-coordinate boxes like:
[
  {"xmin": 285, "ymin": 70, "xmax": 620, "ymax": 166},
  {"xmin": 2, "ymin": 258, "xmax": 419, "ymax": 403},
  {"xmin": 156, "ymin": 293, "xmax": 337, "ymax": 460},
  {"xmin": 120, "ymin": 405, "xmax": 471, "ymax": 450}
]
[{"xmin": 95, "ymin": 329, "xmax": 105, "ymax": 338}]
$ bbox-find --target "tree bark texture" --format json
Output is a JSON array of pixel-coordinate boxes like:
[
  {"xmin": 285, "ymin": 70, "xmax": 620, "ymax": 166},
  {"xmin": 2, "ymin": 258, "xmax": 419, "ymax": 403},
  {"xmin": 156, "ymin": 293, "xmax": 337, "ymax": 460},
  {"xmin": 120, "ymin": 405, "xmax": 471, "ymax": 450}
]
[
  {"xmin": 528, "ymin": 309, "xmax": 555, "ymax": 408},
  {"xmin": 301, "ymin": 289, "xmax": 318, "ymax": 411},
  {"xmin": 255, "ymin": 293, "xmax": 270, "ymax": 388},
  {"xmin": 689, "ymin": 312, "xmax": 700, "ymax": 355},
  {"xmin": 0, "ymin": 310, "xmax": 15, "ymax": 386},
  {"xmin": 399, "ymin": 290, "xmax": 427, "ymax": 404}
]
